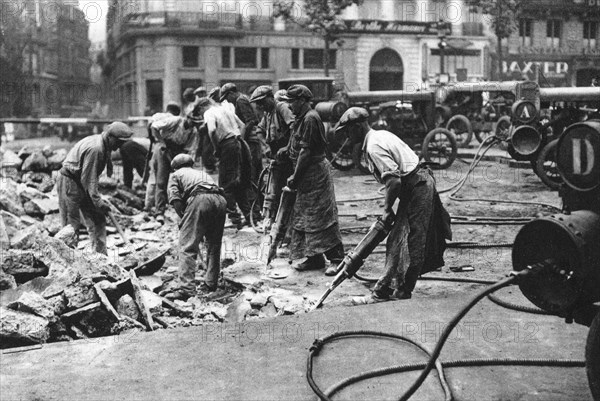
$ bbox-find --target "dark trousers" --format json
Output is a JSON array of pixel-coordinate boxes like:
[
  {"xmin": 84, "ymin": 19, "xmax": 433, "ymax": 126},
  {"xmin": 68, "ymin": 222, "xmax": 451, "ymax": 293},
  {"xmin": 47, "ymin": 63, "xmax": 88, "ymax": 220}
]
[
  {"xmin": 268, "ymin": 157, "xmax": 294, "ymax": 218},
  {"xmin": 151, "ymin": 145, "xmax": 171, "ymax": 214},
  {"xmin": 218, "ymin": 137, "xmax": 251, "ymax": 221},
  {"xmin": 196, "ymin": 125, "xmax": 217, "ymax": 170},
  {"xmin": 177, "ymin": 193, "xmax": 227, "ymax": 289},
  {"xmin": 56, "ymin": 174, "xmax": 107, "ymax": 255},
  {"xmin": 247, "ymin": 139, "xmax": 263, "ymax": 217}
]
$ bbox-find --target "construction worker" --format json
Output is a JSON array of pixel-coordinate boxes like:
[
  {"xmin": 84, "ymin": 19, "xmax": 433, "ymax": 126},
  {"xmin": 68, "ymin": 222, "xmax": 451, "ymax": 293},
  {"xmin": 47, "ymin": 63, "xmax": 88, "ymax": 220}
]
[
  {"xmin": 118, "ymin": 139, "xmax": 148, "ymax": 189},
  {"xmin": 250, "ymin": 85, "xmax": 295, "ymax": 226},
  {"xmin": 147, "ymin": 101, "xmax": 195, "ymax": 221},
  {"xmin": 280, "ymin": 85, "xmax": 344, "ymax": 274},
  {"xmin": 336, "ymin": 107, "xmax": 451, "ymax": 302},
  {"xmin": 57, "ymin": 121, "xmax": 133, "ymax": 254},
  {"xmin": 220, "ymin": 83, "xmax": 263, "ymax": 219},
  {"xmin": 160, "ymin": 154, "xmax": 227, "ymax": 300},
  {"xmin": 193, "ymin": 97, "xmax": 253, "ymax": 228},
  {"xmin": 188, "ymin": 86, "xmax": 217, "ymax": 172}
]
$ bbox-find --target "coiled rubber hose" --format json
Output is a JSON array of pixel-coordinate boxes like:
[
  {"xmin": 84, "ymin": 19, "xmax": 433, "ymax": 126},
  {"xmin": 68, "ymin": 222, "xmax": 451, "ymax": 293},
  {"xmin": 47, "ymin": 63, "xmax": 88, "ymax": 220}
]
[{"xmin": 306, "ymin": 273, "xmax": 586, "ymax": 401}]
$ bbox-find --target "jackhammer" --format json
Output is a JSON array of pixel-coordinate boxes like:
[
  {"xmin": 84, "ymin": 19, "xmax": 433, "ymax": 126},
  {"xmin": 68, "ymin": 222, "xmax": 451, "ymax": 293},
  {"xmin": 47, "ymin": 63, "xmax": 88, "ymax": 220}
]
[
  {"xmin": 265, "ymin": 186, "xmax": 296, "ymax": 266},
  {"xmin": 312, "ymin": 216, "xmax": 394, "ymax": 310}
]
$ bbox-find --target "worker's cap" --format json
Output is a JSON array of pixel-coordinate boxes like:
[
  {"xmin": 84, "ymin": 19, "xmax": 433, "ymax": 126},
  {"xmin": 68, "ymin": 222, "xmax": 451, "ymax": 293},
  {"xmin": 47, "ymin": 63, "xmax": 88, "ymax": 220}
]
[
  {"xmin": 208, "ymin": 87, "xmax": 221, "ymax": 102},
  {"xmin": 280, "ymin": 85, "xmax": 313, "ymax": 102},
  {"xmin": 171, "ymin": 154, "xmax": 195, "ymax": 170},
  {"xmin": 182, "ymin": 87, "xmax": 195, "ymax": 99},
  {"xmin": 249, "ymin": 85, "xmax": 273, "ymax": 103},
  {"xmin": 274, "ymin": 89, "xmax": 287, "ymax": 102},
  {"xmin": 193, "ymin": 86, "xmax": 207, "ymax": 96},
  {"xmin": 219, "ymin": 82, "xmax": 238, "ymax": 101},
  {"xmin": 335, "ymin": 107, "xmax": 369, "ymax": 133},
  {"xmin": 105, "ymin": 121, "xmax": 133, "ymax": 139}
]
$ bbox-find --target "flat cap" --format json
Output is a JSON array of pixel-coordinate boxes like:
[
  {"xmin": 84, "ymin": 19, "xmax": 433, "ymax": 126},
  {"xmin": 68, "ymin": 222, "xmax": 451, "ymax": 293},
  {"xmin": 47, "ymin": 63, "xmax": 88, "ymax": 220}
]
[
  {"xmin": 105, "ymin": 121, "xmax": 133, "ymax": 139},
  {"xmin": 171, "ymin": 154, "xmax": 195, "ymax": 170},
  {"xmin": 182, "ymin": 87, "xmax": 195, "ymax": 99},
  {"xmin": 219, "ymin": 83, "xmax": 238, "ymax": 101},
  {"xmin": 250, "ymin": 85, "xmax": 273, "ymax": 103},
  {"xmin": 274, "ymin": 89, "xmax": 287, "ymax": 102},
  {"xmin": 336, "ymin": 107, "xmax": 369, "ymax": 132},
  {"xmin": 280, "ymin": 84, "xmax": 313, "ymax": 101},
  {"xmin": 193, "ymin": 86, "xmax": 207, "ymax": 96},
  {"xmin": 166, "ymin": 100, "xmax": 180, "ymax": 108},
  {"xmin": 208, "ymin": 87, "xmax": 221, "ymax": 102}
]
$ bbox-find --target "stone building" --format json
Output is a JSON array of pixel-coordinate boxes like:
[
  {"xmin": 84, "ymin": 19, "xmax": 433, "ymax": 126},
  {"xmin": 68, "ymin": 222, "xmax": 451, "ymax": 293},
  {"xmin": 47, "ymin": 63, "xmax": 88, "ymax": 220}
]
[
  {"xmin": 497, "ymin": 0, "xmax": 600, "ymax": 86},
  {"xmin": 105, "ymin": 0, "xmax": 490, "ymax": 117},
  {"xmin": 16, "ymin": 0, "xmax": 92, "ymax": 116}
]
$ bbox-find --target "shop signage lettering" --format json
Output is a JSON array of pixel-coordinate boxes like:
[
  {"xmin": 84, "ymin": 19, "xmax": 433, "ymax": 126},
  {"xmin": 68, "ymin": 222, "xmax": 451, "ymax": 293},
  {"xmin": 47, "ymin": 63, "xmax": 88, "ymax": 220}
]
[
  {"xmin": 587, "ymin": 0, "xmax": 600, "ymax": 6},
  {"xmin": 503, "ymin": 61, "xmax": 569, "ymax": 77},
  {"xmin": 344, "ymin": 20, "xmax": 437, "ymax": 35}
]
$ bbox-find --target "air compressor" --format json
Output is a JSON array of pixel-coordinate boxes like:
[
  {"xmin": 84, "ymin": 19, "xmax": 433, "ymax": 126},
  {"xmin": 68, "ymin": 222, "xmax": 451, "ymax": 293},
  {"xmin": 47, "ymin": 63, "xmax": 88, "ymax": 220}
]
[{"xmin": 511, "ymin": 120, "xmax": 600, "ymax": 399}]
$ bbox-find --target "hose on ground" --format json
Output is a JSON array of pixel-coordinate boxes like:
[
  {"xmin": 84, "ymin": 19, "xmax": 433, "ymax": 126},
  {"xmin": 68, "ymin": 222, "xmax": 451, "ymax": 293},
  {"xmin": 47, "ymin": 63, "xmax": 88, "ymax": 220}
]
[
  {"xmin": 307, "ymin": 275, "xmax": 519, "ymax": 401},
  {"xmin": 307, "ymin": 273, "xmax": 583, "ymax": 401}
]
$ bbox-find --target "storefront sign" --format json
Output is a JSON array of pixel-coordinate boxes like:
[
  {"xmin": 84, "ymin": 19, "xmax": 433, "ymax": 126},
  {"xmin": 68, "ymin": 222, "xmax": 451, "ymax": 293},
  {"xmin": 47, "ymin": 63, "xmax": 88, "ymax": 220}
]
[
  {"xmin": 344, "ymin": 20, "xmax": 440, "ymax": 35},
  {"xmin": 502, "ymin": 57, "xmax": 572, "ymax": 85}
]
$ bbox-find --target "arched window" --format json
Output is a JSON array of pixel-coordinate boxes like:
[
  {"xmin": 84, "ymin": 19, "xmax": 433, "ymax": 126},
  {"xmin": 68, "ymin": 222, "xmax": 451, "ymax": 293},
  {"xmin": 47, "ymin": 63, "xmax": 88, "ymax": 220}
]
[{"xmin": 369, "ymin": 48, "xmax": 404, "ymax": 91}]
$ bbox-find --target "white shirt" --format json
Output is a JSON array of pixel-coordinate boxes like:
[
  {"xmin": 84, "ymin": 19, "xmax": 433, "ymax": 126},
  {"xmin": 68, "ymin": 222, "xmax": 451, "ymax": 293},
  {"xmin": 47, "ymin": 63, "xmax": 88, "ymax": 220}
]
[{"xmin": 363, "ymin": 128, "xmax": 420, "ymax": 182}]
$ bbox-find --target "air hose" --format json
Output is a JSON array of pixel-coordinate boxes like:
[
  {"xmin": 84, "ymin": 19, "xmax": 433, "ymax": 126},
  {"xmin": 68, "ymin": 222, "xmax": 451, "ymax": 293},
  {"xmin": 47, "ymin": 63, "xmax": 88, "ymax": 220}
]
[{"xmin": 306, "ymin": 271, "xmax": 585, "ymax": 401}]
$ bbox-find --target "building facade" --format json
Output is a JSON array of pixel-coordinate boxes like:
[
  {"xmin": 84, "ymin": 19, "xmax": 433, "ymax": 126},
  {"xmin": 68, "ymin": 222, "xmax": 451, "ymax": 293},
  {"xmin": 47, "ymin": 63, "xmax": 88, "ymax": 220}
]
[
  {"xmin": 12, "ymin": 0, "xmax": 92, "ymax": 117},
  {"xmin": 105, "ymin": 0, "xmax": 490, "ymax": 117},
  {"xmin": 497, "ymin": 0, "xmax": 600, "ymax": 86}
]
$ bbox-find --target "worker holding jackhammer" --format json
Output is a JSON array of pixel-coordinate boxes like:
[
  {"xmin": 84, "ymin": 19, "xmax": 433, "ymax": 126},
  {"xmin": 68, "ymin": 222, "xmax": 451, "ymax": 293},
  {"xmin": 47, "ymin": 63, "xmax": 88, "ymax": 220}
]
[
  {"xmin": 57, "ymin": 121, "xmax": 133, "ymax": 254},
  {"xmin": 159, "ymin": 154, "xmax": 227, "ymax": 301},
  {"xmin": 336, "ymin": 107, "xmax": 451, "ymax": 302},
  {"xmin": 250, "ymin": 85, "xmax": 295, "ymax": 227},
  {"xmin": 280, "ymin": 85, "xmax": 344, "ymax": 274}
]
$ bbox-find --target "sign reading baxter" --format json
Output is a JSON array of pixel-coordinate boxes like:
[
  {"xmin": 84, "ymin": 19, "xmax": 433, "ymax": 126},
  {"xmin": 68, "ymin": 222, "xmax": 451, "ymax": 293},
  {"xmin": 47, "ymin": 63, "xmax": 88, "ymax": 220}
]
[{"xmin": 344, "ymin": 20, "xmax": 441, "ymax": 35}]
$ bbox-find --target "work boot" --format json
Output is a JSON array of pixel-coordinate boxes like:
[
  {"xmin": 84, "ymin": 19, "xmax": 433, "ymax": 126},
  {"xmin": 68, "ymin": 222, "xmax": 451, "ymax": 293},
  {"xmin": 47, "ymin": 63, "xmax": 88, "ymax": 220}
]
[
  {"xmin": 162, "ymin": 287, "xmax": 194, "ymax": 301},
  {"xmin": 294, "ymin": 254, "xmax": 326, "ymax": 271},
  {"xmin": 324, "ymin": 259, "xmax": 343, "ymax": 276}
]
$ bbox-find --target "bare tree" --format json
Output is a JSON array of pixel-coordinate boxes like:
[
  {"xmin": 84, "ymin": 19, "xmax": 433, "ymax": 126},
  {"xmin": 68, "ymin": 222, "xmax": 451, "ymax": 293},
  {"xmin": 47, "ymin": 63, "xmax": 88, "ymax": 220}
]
[{"xmin": 273, "ymin": 0, "xmax": 364, "ymax": 77}]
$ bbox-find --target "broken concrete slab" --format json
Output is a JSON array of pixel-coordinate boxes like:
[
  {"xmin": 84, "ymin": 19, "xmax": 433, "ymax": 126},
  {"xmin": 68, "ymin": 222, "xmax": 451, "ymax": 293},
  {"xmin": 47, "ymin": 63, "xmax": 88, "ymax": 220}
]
[
  {"xmin": 1, "ymin": 211, "xmax": 21, "ymax": 240},
  {"xmin": 1, "ymin": 250, "xmax": 49, "ymax": 284},
  {"xmin": 63, "ymin": 278, "xmax": 100, "ymax": 311},
  {"xmin": 29, "ymin": 197, "xmax": 59, "ymax": 215},
  {"xmin": 17, "ymin": 184, "xmax": 47, "ymax": 203},
  {"xmin": 138, "ymin": 222, "xmax": 162, "ymax": 231},
  {"xmin": 46, "ymin": 148, "xmax": 67, "ymax": 170},
  {"xmin": 250, "ymin": 293, "xmax": 268, "ymax": 309},
  {"xmin": 0, "ymin": 307, "xmax": 49, "ymax": 345},
  {"xmin": 7, "ymin": 292, "xmax": 55, "ymax": 320},
  {"xmin": 0, "ymin": 272, "xmax": 17, "ymax": 291},
  {"xmin": 116, "ymin": 294, "xmax": 141, "ymax": 321},
  {"xmin": 0, "ymin": 179, "xmax": 25, "ymax": 216},
  {"xmin": 225, "ymin": 295, "xmax": 252, "ymax": 323},
  {"xmin": 54, "ymin": 225, "xmax": 77, "ymax": 248},
  {"xmin": 43, "ymin": 213, "xmax": 63, "ymax": 236},
  {"xmin": 21, "ymin": 151, "xmax": 48, "ymax": 172},
  {"xmin": 0, "ymin": 148, "xmax": 23, "ymax": 169}
]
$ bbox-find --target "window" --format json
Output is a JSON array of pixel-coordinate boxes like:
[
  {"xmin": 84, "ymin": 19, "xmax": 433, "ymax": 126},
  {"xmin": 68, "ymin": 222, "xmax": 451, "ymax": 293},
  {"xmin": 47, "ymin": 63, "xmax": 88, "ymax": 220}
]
[
  {"xmin": 291, "ymin": 48, "xmax": 300, "ymax": 69},
  {"xmin": 546, "ymin": 19, "xmax": 561, "ymax": 48},
  {"xmin": 182, "ymin": 46, "xmax": 199, "ymax": 67},
  {"xmin": 519, "ymin": 19, "xmax": 532, "ymax": 47},
  {"xmin": 299, "ymin": 49, "xmax": 337, "ymax": 70},
  {"xmin": 234, "ymin": 47, "xmax": 257, "ymax": 68},
  {"xmin": 261, "ymin": 48, "xmax": 269, "ymax": 69},
  {"xmin": 584, "ymin": 21, "xmax": 598, "ymax": 49},
  {"xmin": 146, "ymin": 80, "xmax": 163, "ymax": 114},
  {"xmin": 222, "ymin": 47, "xmax": 231, "ymax": 68}
]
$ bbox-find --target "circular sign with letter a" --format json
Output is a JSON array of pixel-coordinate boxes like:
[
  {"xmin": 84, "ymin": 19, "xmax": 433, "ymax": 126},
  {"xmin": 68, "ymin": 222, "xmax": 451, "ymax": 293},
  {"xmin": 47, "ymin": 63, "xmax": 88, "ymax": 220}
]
[
  {"xmin": 556, "ymin": 121, "xmax": 600, "ymax": 191},
  {"xmin": 511, "ymin": 100, "xmax": 538, "ymax": 124}
]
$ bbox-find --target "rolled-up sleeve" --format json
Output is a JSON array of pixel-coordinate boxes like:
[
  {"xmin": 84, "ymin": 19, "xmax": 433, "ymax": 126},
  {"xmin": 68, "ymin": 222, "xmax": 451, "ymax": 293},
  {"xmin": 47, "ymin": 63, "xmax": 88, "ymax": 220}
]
[{"xmin": 369, "ymin": 144, "xmax": 402, "ymax": 181}]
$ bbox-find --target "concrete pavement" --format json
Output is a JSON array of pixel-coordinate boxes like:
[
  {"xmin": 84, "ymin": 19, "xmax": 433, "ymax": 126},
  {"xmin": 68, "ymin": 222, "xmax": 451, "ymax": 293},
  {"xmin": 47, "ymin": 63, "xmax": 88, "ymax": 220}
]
[{"xmin": 1, "ymin": 288, "xmax": 592, "ymax": 401}]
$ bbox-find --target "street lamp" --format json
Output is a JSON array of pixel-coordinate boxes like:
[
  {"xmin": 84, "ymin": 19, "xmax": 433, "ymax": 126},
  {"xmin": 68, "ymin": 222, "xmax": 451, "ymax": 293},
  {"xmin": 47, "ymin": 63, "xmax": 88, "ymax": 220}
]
[{"xmin": 437, "ymin": 20, "xmax": 450, "ymax": 83}]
